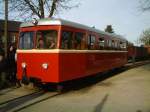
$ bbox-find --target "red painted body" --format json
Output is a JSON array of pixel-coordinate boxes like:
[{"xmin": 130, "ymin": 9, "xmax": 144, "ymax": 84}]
[
  {"xmin": 127, "ymin": 44, "xmax": 150, "ymax": 60},
  {"xmin": 17, "ymin": 52, "xmax": 59, "ymax": 82},
  {"xmin": 17, "ymin": 50, "xmax": 127, "ymax": 83},
  {"xmin": 127, "ymin": 45, "xmax": 135, "ymax": 59},
  {"xmin": 59, "ymin": 52, "xmax": 127, "ymax": 82}
]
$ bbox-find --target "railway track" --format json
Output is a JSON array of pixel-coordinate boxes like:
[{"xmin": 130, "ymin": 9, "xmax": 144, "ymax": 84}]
[
  {"xmin": 0, "ymin": 86, "xmax": 41, "ymax": 104},
  {"xmin": 0, "ymin": 60, "xmax": 149, "ymax": 112},
  {"xmin": 125, "ymin": 60, "xmax": 150, "ymax": 69},
  {"xmin": 0, "ymin": 90, "xmax": 42, "ymax": 106},
  {"xmin": 9, "ymin": 92, "xmax": 60, "ymax": 112},
  {"xmin": 0, "ymin": 87, "xmax": 59, "ymax": 112}
]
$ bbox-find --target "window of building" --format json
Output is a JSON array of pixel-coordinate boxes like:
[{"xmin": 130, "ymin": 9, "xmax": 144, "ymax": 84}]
[
  {"xmin": 61, "ymin": 31, "xmax": 73, "ymax": 49},
  {"xmin": 10, "ymin": 34, "xmax": 16, "ymax": 44},
  {"xmin": 12, "ymin": 35, "xmax": 16, "ymax": 43}
]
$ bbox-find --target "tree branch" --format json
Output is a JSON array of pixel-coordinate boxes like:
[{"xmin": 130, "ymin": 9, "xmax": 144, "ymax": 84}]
[
  {"xmin": 39, "ymin": 0, "xmax": 45, "ymax": 18},
  {"xmin": 24, "ymin": 0, "xmax": 41, "ymax": 18},
  {"xmin": 49, "ymin": 0, "xmax": 58, "ymax": 17}
]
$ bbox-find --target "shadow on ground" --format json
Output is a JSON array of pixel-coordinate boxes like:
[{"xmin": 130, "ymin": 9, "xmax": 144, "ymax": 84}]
[
  {"xmin": 60, "ymin": 67, "xmax": 127, "ymax": 93},
  {"xmin": 93, "ymin": 94, "xmax": 109, "ymax": 112}
]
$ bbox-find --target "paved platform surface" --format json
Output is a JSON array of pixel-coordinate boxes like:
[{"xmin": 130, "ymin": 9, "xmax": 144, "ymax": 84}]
[{"xmin": 1, "ymin": 64, "xmax": 150, "ymax": 112}]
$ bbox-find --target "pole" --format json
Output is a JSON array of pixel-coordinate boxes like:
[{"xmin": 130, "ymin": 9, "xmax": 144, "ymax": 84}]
[
  {"xmin": 4, "ymin": 0, "xmax": 8, "ymax": 57},
  {"xmin": 1, "ymin": 0, "xmax": 8, "ymax": 87}
]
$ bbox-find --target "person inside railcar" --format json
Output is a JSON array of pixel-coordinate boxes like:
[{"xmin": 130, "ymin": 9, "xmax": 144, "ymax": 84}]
[
  {"xmin": 75, "ymin": 36, "xmax": 81, "ymax": 49},
  {"xmin": 37, "ymin": 30, "xmax": 58, "ymax": 49},
  {"xmin": 45, "ymin": 31, "xmax": 57, "ymax": 49},
  {"xmin": 80, "ymin": 36, "xmax": 86, "ymax": 50},
  {"xmin": 37, "ymin": 38, "xmax": 44, "ymax": 49},
  {"xmin": 47, "ymin": 37, "xmax": 56, "ymax": 49},
  {"xmin": 36, "ymin": 31, "xmax": 45, "ymax": 49},
  {"xmin": 64, "ymin": 39, "xmax": 69, "ymax": 49},
  {"xmin": 87, "ymin": 34, "xmax": 96, "ymax": 50},
  {"xmin": 74, "ymin": 32, "xmax": 85, "ymax": 50},
  {"xmin": 61, "ymin": 31, "xmax": 73, "ymax": 49}
]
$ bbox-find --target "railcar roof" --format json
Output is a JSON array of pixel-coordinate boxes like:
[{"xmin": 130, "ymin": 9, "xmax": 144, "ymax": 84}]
[{"xmin": 20, "ymin": 18, "xmax": 126, "ymax": 41}]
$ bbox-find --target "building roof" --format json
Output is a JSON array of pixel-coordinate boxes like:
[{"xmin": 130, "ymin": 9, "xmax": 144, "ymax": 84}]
[
  {"xmin": 0, "ymin": 19, "xmax": 21, "ymax": 32},
  {"xmin": 20, "ymin": 18, "xmax": 127, "ymax": 41}
]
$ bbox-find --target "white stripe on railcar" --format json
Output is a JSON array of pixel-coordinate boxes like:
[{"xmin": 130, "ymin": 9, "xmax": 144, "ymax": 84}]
[{"xmin": 17, "ymin": 49, "xmax": 127, "ymax": 53}]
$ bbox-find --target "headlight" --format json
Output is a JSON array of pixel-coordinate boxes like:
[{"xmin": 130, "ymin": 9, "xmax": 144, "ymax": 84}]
[
  {"xmin": 21, "ymin": 62, "xmax": 26, "ymax": 68},
  {"xmin": 42, "ymin": 63, "xmax": 48, "ymax": 69}
]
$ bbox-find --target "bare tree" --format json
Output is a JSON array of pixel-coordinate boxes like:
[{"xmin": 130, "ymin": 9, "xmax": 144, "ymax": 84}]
[
  {"xmin": 139, "ymin": 0, "xmax": 150, "ymax": 12},
  {"xmin": 139, "ymin": 28, "xmax": 150, "ymax": 45},
  {"xmin": 0, "ymin": 0, "xmax": 79, "ymax": 20},
  {"xmin": 104, "ymin": 25, "xmax": 114, "ymax": 33}
]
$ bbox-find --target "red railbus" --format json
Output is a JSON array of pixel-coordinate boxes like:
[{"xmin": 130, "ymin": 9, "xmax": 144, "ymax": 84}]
[{"xmin": 17, "ymin": 18, "xmax": 127, "ymax": 87}]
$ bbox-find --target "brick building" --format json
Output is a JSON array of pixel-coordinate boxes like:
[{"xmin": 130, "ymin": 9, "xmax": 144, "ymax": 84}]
[{"xmin": 0, "ymin": 20, "xmax": 21, "ymax": 48}]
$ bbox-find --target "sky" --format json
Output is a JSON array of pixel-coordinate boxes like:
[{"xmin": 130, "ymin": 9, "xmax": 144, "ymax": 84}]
[
  {"xmin": 56, "ymin": 0, "xmax": 150, "ymax": 44},
  {"xmin": 0, "ymin": 0, "xmax": 150, "ymax": 44}
]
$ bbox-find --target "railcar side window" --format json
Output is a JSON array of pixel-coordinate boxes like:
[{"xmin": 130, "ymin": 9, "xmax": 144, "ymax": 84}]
[
  {"xmin": 108, "ymin": 40, "xmax": 112, "ymax": 47},
  {"xmin": 107, "ymin": 40, "xmax": 111, "ymax": 50},
  {"xmin": 120, "ymin": 41, "xmax": 127, "ymax": 50},
  {"xmin": 114, "ymin": 41, "xmax": 118, "ymax": 49},
  {"xmin": 19, "ymin": 32, "xmax": 34, "ymax": 49},
  {"xmin": 74, "ymin": 32, "xmax": 85, "ymax": 50},
  {"xmin": 98, "ymin": 37, "xmax": 105, "ymax": 49},
  {"xmin": 61, "ymin": 31, "xmax": 73, "ymax": 49},
  {"xmin": 111, "ymin": 40, "xmax": 115, "ymax": 49},
  {"xmin": 88, "ymin": 35, "xmax": 96, "ymax": 50},
  {"xmin": 105, "ymin": 39, "xmax": 111, "ymax": 50},
  {"xmin": 36, "ymin": 30, "xmax": 57, "ymax": 49}
]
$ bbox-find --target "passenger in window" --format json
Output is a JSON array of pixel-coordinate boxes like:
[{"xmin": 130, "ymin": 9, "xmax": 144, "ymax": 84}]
[
  {"xmin": 63, "ymin": 39, "xmax": 69, "ymax": 49},
  {"xmin": 48, "ymin": 38, "xmax": 55, "ymax": 49},
  {"xmin": 75, "ymin": 35, "xmax": 82, "ymax": 49},
  {"xmin": 81, "ymin": 37, "xmax": 86, "ymax": 50},
  {"xmin": 37, "ymin": 38, "xmax": 44, "ymax": 49},
  {"xmin": 99, "ymin": 38, "xmax": 104, "ymax": 50},
  {"xmin": 75, "ymin": 41, "xmax": 81, "ymax": 49}
]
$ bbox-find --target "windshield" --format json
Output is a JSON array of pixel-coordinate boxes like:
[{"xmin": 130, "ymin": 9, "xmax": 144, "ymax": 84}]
[
  {"xmin": 19, "ymin": 32, "xmax": 34, "ymax": 49},
  {"xmin": 36, "ymin": 30, "xmax": 57, "ymax": 49}
]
